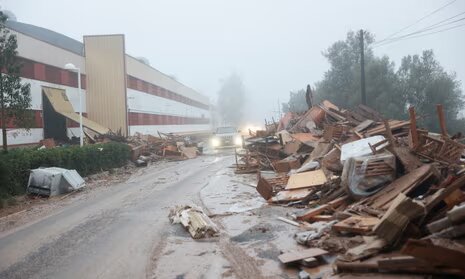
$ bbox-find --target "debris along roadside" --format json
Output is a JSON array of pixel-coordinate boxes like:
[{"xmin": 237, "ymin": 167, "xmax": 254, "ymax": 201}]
[
  {"xmin": 123, "ymin": 132, "xmax": 205, "ymax": 166},
  {"xmin": 235, "ymin": 100, "xmax": 465, "ymax": 277}
]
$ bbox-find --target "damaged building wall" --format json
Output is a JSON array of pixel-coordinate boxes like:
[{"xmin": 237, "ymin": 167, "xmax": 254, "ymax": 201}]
[
  {"xmin": 0, "ymin": 26, "xmax": 87, "ymax": 146},
  {"xmin": 2, "ymin": 20, "xmax": 212, "ymax": 147}
]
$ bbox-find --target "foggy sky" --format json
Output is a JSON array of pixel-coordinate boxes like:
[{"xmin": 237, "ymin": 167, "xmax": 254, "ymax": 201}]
[{"xmin": 2, "ymin": 0, "xmax": 465, "ymax": 124}]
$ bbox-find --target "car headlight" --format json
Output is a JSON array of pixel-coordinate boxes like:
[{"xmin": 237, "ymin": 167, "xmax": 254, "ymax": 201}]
[
  {"xmin": 234, "ymin": 136, "xmax": 243, "ymax": 146},
  {"xmin": 211, "ymin": 137, "xmax": 220, "ymax": 147}
]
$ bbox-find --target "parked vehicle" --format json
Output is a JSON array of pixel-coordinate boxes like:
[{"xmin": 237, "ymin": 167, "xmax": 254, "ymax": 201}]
[{"xmin": 210, "ymin": 126, "xmax": 242, "ymax": 148}]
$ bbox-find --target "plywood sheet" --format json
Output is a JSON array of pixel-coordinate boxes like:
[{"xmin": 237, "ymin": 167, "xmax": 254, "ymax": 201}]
[{"xmin": 286, "ymin": 170, "xmax": 327, "ymax": 190}]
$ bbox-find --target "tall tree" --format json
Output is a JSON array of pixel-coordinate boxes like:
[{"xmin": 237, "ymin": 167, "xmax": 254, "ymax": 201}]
[
  {"xmin": 316, "ymin": 31, "xmax": 403, "ymax": 118},
  {"xmin": 216, "ymin": 73, "xmax": 246, "ymax": 126},
  {"xmin": 0, "ymin": 11, "xmax": 31, "ymax": 152},
  {"xmin": 397, "ymin": 50, "xmax": 464, "ymax": 132}
]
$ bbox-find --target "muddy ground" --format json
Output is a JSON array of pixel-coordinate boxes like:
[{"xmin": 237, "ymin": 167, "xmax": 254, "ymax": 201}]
[{"xmin": 0, "ymin": 151, "xmax": 326, "ymax": 279}]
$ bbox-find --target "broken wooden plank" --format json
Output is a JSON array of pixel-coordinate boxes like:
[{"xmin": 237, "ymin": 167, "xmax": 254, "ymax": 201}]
[
  {"xmin": 336, "ymin": 261, "xmax": 379, "ymax": 273},
  {"xmin": 424, "ymin": 173, "xmax": 465, "ymax": 212},
  {"xmin": 409, "ymin": 107, "xmax": 419, "ymax": 150},
  {"xmin": 401, "ymin": 239, "xmax": 465, "ymax": 272},
  {"xmin": 256, "ymin": 177, "xmax": 274, "ymax": 200},
  {"xmin": 373, "ymin": 193, "xmax": 424, "ymax": 244},
  {"xmin": 364, "ymin": 164, "xmax": 434, "ymax": 210},
  {"xmin": 277, "ymin": 217, "xmax": 300, "ymax": 227},
  {"xmin": 278, "ymin": 248, "xmax": 328, "ymax": 264},
  {"xmin": 285, "ymin": 169, "xmax": 327, "ymax": 190},
  {"xmin": 354, "ymin": 119, "xmax": 374, "ymax": 133},
  {"xmin": 272, "ymin": 155, "xmax": 301, "ymax": 173},
  {"xmin": 392, "ymin": 146, "xmax": 423, "ymax": 173},
  {"xmin": 283, "ymin": 141, "xmax": 302, "ymax": 155},
  {"xmin": 436, "ymin": 104, "xmax": 448, "ymax": 137},
  {"xmin": 270, "ymin": 188, "xmax": 313, "ymax": 203},
  {"xmin": 307, "ymin": 215, "xmax": 334, "ymax": 222},
  {"xmin": 333, "ymin": 216, "xmax": 380, "ymax": 234},
  {"xmin": 377, "ymin": 255, "xmax": 465, "ymax": 276},
  {"xmin": 297, "ymin": 196, "xmax": 348, "ymax": 221}
]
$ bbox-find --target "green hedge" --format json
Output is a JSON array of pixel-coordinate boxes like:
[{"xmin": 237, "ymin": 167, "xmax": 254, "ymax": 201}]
[{"xmin": 0, "ymin": 142, "xmax": 130, "ymax": 199}]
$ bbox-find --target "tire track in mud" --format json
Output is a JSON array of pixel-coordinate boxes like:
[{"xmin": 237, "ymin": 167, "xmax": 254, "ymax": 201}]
[{"xmin": 198, "ymin": 165, "xmax": 268, "ymax": 279}]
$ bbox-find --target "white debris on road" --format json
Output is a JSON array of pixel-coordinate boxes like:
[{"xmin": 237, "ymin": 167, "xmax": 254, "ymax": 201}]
[{"xmin": 169, "ymin": 205, "xmax": 219, "ymax": 239}]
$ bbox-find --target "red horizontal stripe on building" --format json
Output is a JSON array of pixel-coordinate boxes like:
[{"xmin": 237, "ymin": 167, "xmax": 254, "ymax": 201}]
[
  {"xmin": 127, "ymin": 75, "xmax": 209, "ymax": 111},
  {"xmin": 128, "ymin": 112, "xmax": 209, "ymax": 126},
  {"xmin": 1, "ymin": 110, "xmax": 88, "ymax": 129},
  {"xmin": 0, "ymin": 110, "xmax": 43, "ymax": 128},
  {"xmin": 18, "ymin": 57, "xmax": 87, "ymax": 89}
]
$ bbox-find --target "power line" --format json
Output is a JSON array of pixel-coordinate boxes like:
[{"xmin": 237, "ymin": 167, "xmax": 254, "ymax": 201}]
[
  {"xmin": 375, "ymin": 0, "xmax": 457, "ymax": 44},
  {"xmin": 373, "ymin": 11, "xmax": 465, "ymax": 45},
  {"xmin": 373, "ymin": 22, "xmax": 465, "ymax": 48},
  {"xmin": 373, "ymin": 14, "xmax": 465, "ymax": 46}
]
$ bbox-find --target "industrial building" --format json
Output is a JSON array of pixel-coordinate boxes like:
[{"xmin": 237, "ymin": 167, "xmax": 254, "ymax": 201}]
[{"xmin": 1, "ymin": 19, "xmax": 211, "ymax": 147}]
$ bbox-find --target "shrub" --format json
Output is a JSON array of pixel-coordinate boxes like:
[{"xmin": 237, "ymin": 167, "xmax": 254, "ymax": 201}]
[{"xmin": 0, "ymin": 142, "xmax": 130, "ymax": 198}]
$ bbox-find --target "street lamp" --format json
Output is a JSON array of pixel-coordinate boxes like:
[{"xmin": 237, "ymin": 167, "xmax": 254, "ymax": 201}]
[{"xmin": 64, "ymin": 63, "xmax": 83, "ymax": 147}]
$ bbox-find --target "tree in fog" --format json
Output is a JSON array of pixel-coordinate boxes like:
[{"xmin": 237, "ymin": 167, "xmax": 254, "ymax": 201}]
[
  {"xmin": 216, "ymin": 73, "xmax": 245, "ymax": 126},
  {"xmin": 315, "ymin": 30, "xmax": 464, "ymax": 133},
  {"xmin": 397, "ymin": 50, "xmax": 464, "ymax": 132},
  {"xmin": 0, "ymin": 12, "xmax": 31, "ymax": 152},
  {"xmin": 315, "ymin": 31, "xmax": 403, "ymax": 118},
  {"xmin": 282, "ymin": 89, "xmax": 307, "ymax": 113}
]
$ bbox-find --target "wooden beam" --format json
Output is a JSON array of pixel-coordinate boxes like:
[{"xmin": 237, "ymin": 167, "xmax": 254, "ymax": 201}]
[
  {"xmin": 297, "ymin": 196, "xmax": 347, "ymax": 221},
  {"xmin": 436, "ymin": 104, "xmax": 448, "ymax": 137},
  {"xmin": 409, "ymin": 106, "xmax": 419, "ymax": 149},
  {"xmin": 402, "ymin": 239, "xmax": 465, "ymax": 271},
  {"xmin": 383, "ymin": 120, "xmax": 397, "ymax": 147}
]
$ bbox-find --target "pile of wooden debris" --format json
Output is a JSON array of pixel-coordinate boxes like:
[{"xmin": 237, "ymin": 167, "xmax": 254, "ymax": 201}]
[
  {"xmin": 126, "ymin": 132, "xmax": 204, "ymax": 166},
  {"xmin": 235, "ymin": 100, "xmax": 465, "ymax": 277}
]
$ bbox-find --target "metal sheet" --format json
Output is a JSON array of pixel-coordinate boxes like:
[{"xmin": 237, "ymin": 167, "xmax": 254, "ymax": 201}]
[
  {"xmin": 27, "ymin": 167, "xmax": 85, "ymax": 197},
  {"xmin": 84, "ymin": 35, "xmax": 128, "ymax": 136}
]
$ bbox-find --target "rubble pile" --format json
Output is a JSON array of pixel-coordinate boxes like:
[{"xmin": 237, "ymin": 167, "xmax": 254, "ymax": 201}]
[
  {"xmin": 126, "ymin": 132, "xmax": 203, "ymax": 166},
  {"xmin": 236, "ymin": 101, "xmax": 465, "ymax": 277}
]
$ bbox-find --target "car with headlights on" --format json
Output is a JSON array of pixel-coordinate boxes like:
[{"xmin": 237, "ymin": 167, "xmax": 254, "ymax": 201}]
[{"xmin": 211, "ymin": 126, "xmax": 243, "ymax": 148}]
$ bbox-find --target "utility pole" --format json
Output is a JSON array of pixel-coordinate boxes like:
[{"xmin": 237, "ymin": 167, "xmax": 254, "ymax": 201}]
[{"xmin": 360, "ymin": 29, "xmax": 366, "ymax": 105}]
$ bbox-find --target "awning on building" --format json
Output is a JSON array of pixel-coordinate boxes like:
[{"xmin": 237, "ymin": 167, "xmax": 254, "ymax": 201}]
[{"xmin": 42, "ymin": 87, "xmax": 110, "ymax": 135}]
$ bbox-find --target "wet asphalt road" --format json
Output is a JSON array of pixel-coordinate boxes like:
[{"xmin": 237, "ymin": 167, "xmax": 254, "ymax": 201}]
[{"xmin": 0, "ymin": 154, "xmax": 232, "ymax": 279}]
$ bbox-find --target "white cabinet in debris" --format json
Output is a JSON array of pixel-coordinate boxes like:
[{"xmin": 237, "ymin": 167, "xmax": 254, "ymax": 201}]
[{"xmin": 27, "ymin": 167, "xmax": 86, "ymax": 196}]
